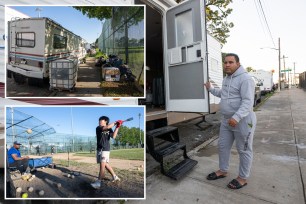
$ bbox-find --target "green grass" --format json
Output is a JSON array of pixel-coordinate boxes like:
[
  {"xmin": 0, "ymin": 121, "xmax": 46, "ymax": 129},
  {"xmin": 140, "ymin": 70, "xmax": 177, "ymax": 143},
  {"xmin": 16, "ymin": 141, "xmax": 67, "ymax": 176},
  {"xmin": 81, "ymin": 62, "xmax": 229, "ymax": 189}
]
[
  {"xmin": 94, "ymin": 51, "xmax": 108, "ymax": 59},
  {"xmin": 74, "ymin": 148, "xmax": 144, "ymax": 161},
  {"xmin": 101, "ymin": 81, "xmax": 143, "ymax": 97},
  {"xmin": 53, "ymin": 159, "xmax": 89, "ymax": 167}
]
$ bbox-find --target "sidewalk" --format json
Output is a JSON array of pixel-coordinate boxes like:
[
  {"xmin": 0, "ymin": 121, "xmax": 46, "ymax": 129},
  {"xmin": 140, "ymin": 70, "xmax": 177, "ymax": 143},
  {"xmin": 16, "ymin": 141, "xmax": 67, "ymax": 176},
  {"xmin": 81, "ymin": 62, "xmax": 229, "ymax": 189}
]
[{"xmin": 136, "ymin": 88, "xmax": 306, "ymax": 204}]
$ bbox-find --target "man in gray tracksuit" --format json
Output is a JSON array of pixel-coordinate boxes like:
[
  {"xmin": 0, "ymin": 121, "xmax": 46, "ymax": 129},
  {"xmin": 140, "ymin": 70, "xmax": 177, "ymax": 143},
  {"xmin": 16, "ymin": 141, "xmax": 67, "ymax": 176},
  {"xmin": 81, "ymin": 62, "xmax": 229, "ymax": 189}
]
[{"xmin": 204, "ymin": 53, "xmax": 257, "ymax": 189}]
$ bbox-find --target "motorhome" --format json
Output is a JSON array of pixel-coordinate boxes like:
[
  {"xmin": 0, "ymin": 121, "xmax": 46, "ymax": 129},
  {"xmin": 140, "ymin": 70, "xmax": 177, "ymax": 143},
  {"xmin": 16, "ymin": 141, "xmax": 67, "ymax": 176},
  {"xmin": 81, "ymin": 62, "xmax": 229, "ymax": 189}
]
[{"xmin": 7, "ymin": 17, "xmax": 86, "ymax": 85}]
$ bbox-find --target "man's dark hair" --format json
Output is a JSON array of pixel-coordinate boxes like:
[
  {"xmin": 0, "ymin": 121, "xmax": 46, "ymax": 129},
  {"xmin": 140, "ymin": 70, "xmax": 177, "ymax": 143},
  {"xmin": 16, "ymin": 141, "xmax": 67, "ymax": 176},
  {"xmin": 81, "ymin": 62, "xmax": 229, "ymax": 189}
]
[
  {"xmin": 225, "ymin": 53, "xmax": 240, "ymax": 63},
  {"xmin": 99, "ymin": 116, "xmax": 109, "ymax": 125}
]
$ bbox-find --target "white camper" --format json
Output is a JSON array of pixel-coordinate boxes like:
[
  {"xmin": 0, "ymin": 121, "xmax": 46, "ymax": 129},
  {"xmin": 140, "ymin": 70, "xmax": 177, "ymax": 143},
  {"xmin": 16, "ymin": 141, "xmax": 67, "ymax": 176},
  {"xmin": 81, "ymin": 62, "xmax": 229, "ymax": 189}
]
[
  {"xmin": 7, "ymin": 17, "xmax": 86, "ymax": 85},
  {"xmin": 135, "ymin": 0, "xmax": 223, "ymax": 179},
  {"xmin": 249, "ymin": 70, "xmax": 273, "ymax": 95},
  {"xmin": 136, "ymin": 0, "xmax": 223, "ymax": 125}
]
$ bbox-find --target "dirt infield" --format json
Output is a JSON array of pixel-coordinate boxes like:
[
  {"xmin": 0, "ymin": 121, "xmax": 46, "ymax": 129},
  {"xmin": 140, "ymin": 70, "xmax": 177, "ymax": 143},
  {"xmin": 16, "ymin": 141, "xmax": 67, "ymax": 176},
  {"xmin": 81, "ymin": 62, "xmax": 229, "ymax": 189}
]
[
  {"xmin": 8, "ymin": 153, "xmax": 144, "ymax": 199},
  {"xmin": 47, "ymin": 153, "xmax": 144, "ymax": 171}
]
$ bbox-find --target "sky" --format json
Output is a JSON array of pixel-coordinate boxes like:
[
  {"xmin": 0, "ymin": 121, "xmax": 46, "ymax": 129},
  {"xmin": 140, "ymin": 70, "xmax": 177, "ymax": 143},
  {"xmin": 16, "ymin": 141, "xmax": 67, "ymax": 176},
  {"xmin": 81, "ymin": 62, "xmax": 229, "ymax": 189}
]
[
  {"xmin": 9, "ymin": 6, "xmax": 103, "ymax": 43},
  {"xmin": 7, "ymin": 106, "xmax": 145, "ymax": 137},
  {"xmin": 222, "ymin": 0, "xmax": 306, "ymax": 81}
]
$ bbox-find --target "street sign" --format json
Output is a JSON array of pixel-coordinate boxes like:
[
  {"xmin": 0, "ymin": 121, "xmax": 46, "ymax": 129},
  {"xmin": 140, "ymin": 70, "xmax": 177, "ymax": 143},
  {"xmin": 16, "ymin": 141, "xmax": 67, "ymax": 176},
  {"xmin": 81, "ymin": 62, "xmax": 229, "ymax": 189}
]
[{"xmin": 281, "ymin": 69, "xmax": 292, "ymax": 72}]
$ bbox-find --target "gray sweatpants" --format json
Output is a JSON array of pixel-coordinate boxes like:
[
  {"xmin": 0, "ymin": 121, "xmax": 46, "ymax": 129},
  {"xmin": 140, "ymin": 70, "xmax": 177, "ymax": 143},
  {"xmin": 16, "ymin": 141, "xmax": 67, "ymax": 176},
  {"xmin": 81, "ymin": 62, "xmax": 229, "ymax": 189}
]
[{"xmin": 218, "ymin": 112, "xmax": 256, "ymax": 179}]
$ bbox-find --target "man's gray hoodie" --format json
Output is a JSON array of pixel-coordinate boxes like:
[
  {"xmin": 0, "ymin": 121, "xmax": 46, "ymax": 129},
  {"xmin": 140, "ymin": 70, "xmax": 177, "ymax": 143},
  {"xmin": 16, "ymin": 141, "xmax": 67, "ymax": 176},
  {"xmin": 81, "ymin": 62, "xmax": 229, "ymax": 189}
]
[{"xmin": 209, "ymin": 66, "xmax": 256, "ymax": 134}]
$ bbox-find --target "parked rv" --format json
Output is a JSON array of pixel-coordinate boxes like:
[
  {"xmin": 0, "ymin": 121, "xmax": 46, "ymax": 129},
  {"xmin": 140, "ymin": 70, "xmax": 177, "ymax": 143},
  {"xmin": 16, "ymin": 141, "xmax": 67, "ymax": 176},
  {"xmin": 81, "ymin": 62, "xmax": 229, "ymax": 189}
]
[
  {"xmin": 7, "ymin": 17, "xmax": 86, "ymax": 86},
  {"xmin": 249, "ymin": 70, "xmax": 273, "ymax": 95}
]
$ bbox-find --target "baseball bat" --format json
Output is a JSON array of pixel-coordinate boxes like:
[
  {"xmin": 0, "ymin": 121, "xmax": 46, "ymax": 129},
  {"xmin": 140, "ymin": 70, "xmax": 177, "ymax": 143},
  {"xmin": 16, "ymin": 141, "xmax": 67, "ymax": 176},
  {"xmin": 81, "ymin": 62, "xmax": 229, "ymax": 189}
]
[{"xmin": 123, "ymin": 117, "xmax": 133, "ymax": 122}]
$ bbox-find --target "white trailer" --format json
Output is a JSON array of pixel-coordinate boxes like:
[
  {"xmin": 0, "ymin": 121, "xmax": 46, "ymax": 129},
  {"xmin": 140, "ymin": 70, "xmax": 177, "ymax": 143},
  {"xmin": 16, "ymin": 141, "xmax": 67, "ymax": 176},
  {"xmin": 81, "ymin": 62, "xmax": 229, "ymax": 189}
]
[
  {"xmin": 135, "ymin": 0, "xmax": 223, "ymax": 125},
  {"xmin": 249, "ymin": 70, "xmax": 273, "ymax": 95},
  {"xmin": 7, "ymin": 17, "xmax": 86, "ymax": 85},
  {"xmin": 134, "ymin": 0, "xmax": 223, "ymax": 179}
]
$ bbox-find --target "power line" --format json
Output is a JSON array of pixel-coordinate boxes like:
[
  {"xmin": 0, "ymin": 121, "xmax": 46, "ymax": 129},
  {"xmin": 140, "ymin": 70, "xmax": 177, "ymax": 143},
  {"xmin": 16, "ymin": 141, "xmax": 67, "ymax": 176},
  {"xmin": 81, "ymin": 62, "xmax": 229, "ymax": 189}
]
[
  {"xmin": 253, "ymin": 0, "xmax": 267, "ymax": 38},
  {"xmin": 258, "ymin": 0, "xmax": 275, "ymax": 47}
]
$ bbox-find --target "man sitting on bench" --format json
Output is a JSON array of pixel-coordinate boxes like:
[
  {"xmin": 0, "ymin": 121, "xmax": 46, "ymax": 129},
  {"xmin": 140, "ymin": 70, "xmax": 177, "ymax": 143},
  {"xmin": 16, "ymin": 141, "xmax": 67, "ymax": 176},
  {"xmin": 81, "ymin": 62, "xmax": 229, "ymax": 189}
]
[{"xmin": 8, "ymin": 141, "xmax": 30, "ymax": 174}]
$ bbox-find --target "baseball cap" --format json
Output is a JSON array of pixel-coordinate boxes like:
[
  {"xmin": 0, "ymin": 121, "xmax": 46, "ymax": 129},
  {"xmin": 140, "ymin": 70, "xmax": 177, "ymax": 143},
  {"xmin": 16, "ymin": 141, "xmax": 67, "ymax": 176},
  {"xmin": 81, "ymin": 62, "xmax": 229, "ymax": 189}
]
[{"xmin": 13, "ymin": 141, "xmax": 22, "ymax": 145}]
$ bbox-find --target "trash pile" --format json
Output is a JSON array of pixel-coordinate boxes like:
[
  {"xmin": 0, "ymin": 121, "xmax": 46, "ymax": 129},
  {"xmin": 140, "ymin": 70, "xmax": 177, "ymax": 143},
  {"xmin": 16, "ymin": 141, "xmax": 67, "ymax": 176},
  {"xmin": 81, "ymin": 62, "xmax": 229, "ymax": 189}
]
[{"xmin": 95, "ymin": 54, "xmax": 136, "ymax": 82}]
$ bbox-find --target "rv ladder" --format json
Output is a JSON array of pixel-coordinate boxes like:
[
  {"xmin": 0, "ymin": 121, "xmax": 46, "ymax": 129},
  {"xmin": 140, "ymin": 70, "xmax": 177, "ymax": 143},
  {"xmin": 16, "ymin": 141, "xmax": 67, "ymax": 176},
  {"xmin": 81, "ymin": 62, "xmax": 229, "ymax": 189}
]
[{"xmin": 10, "ymin": 17, "xmax": 21, "ymax": 64}]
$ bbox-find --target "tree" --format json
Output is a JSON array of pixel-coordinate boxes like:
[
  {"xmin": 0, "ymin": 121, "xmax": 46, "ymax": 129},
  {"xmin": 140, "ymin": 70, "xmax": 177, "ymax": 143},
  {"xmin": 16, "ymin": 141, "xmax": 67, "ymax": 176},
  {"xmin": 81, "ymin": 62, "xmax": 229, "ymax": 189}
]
[
  {"xmin": 246, "ymin": 67, "xmax": 255, "ymax": 72},
  {"xmin": 114, "ymin": 126, "xmax": 144, "ymax": 146},
  {"xmin": 176, "ymin": 0, "xmax": 234, "ymax": 45},
  {"xmin": 73, "ymin": 6, "xmax": 144, "ymax": 24},
  {"xmin": 73, "ymin": 7, "xmax": 112, "ymax": 20},
  {"xmin": 206, "ymin": 0, "xmax": 234, "ymax": 45}
]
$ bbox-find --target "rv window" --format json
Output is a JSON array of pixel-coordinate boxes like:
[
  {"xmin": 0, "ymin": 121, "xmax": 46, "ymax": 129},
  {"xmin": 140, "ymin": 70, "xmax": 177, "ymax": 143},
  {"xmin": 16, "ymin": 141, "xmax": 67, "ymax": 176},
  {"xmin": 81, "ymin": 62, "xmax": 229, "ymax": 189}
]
[
  {"xmin": 16, "ymin": 32, "xmax": 35, "ymax": 47},
  {"xmin": 176, "ymin": 10, "xmax": 193, "ymax": 47},
  {"xmin": 53, "ymin": 34, "xmax": 67, "ymax": 49}
]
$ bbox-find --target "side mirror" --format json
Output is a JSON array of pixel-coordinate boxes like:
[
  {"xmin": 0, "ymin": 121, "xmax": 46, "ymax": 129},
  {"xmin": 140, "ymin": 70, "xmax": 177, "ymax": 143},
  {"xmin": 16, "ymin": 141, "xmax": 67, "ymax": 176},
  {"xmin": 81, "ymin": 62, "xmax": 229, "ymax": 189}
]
[{"xmin": 257, "ymin": 82, "xmax": 263, "ymax": 86}]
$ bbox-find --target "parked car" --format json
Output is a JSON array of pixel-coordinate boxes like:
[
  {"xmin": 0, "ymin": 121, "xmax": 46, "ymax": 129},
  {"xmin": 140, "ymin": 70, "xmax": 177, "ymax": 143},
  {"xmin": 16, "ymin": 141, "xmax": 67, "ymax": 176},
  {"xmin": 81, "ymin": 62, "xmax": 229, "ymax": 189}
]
[{"xmin": 251, "ymin": 76, "xmax": 262, "ymax": 106}]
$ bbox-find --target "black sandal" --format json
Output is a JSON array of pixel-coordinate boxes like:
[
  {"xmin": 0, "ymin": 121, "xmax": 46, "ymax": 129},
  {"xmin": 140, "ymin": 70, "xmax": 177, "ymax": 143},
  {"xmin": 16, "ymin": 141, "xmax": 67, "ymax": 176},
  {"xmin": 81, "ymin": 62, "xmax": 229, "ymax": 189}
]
[
  {"xmin": 227, "ymin": 179, "xmax": 247, "ymax": 189},
  {"xmin": 206, "ymin": 172, "xmax": 226, "ymax": 180}
]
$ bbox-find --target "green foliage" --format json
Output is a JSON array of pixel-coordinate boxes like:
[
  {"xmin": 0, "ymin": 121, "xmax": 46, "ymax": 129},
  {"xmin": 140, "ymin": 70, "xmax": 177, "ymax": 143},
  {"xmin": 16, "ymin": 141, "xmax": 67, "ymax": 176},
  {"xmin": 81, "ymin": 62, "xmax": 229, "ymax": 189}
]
[
  {"xmin": 176, "ymin": 0, "xmax": 234, "ymax": 45},
  {"xmin": 94, "ymin": 51, "xmax": 107, "ymax": 59},
  {"xmin": 115, "ymin": 126, "xmax": 144, "ymax": 146},
  {"xmin": 206, "ymin": 0, "xmax": 234, "ymax": 45},
  {"xmin": 73, "ymin": 6, "xmax": 112, "ymax": 20},
  {"xmin": 246, "ymin": 67, "xmax": 255, "ymax": 72},
  {"xmin": 73, "ymin": 6, "xmax": 144, "ymax": 24}
]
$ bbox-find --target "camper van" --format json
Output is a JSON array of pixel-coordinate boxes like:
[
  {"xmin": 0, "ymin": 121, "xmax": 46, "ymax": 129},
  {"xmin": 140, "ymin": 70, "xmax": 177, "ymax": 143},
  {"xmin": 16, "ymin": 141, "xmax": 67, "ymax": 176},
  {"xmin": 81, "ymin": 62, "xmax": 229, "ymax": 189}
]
[{"xmin": 7, "ymin": 17, "xmax": 86, "ymax": 85}]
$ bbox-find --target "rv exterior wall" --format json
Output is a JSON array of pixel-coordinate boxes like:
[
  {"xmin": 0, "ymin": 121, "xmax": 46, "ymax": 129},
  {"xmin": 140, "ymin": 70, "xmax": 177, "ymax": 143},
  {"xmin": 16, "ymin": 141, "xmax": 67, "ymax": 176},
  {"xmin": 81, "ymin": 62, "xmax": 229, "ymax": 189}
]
[
  {"xmin": 207, "ymin": 34, "xmax": 223, "ymax": 113},
  {"xmin": 7, "ymin": 18, "xmax": 85, "ymax": 79}
]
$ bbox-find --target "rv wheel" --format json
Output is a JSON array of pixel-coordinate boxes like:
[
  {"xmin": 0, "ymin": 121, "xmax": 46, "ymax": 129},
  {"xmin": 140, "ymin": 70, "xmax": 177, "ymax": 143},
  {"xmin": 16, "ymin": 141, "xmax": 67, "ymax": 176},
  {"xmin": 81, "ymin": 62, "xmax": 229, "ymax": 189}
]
[
  {"xmin": 43, "ymin": 77, "xmax": 49, "ymax": 85},
  {"xmin": 7, "ymin": 70, "xmax": 12, "ymax": 78},
  {"xmin": 28, "ymin": 78, "xmax": 38, "ymax": 86},
  {"xmin": 28, "ymin": 78, "xmax": 44, "ymax": 87},
  {"xmin": 13, "ymin": 73, "xmax": 26, "ymax": 84}
]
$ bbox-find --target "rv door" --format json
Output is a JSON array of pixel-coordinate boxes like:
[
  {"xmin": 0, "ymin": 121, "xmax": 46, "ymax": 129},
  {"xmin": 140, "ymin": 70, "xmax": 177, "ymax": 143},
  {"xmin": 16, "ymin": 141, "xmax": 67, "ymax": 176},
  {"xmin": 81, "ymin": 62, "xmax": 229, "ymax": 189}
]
[{"xmin": 165, "ymin": 0, "xmax": 209, "ymax": 113}]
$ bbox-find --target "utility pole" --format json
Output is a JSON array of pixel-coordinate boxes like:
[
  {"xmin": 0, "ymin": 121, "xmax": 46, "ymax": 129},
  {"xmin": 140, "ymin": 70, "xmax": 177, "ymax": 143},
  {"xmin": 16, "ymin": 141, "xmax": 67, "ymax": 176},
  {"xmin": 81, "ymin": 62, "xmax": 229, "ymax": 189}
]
[
  {"xmin": 70, "ymin": 108, "xmax": 74, "ymax": 152},
  {"xmin": 35, "ymin": 7, "xmax": 42, "ymax": 17},
  {"xmin": 138, "ymin": 113, "xmax": 141, "ymax": 146},
  {"xmin": 282, "ymin": 55, "xmax": 288, "ymax": 84},
  {"xmin": 293, "ymin": 62, "xmax": 296, "ymax": 86},
  {"xmin": 278, "ymin": 38, "xmax": 281, "ymax": 91},
  {"xmin": 260, "ymin": 37, "xmax": 281, "ymax": 92}
]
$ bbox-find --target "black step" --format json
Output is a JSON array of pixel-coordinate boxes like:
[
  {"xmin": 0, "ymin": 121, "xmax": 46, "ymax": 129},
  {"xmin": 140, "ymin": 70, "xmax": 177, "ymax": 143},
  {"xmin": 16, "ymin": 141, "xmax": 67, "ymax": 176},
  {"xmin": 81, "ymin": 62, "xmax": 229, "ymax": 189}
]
[
  {"xmin": 166, "ymin": 158, "xmax": 198, "ymax": 180},
  {"xmin": 155, "ymin": 142, "xmax": 186, "ymax": 158},
  {"xmin": 147, "ymin": 126, "xmax": 178, "ymax": 138}
]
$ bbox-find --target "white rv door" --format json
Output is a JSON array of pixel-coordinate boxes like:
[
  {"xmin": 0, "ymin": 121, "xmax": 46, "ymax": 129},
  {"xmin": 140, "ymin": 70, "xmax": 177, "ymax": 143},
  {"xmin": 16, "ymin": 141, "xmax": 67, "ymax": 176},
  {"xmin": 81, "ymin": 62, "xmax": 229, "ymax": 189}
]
[{"xmin": 165, "ymin": 0, "xmax": 209, "ymax": 113}]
